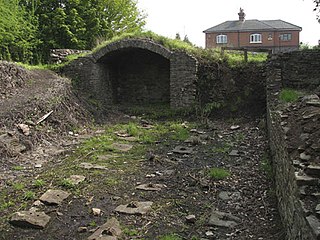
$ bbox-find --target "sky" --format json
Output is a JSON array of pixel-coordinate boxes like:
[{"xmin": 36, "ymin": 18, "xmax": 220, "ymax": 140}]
[{"xmin": 137, "ymin": 0, "xmax": 320, "ymax": 48}]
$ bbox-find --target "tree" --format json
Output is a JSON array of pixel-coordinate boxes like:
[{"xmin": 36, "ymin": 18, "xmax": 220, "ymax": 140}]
[
  {"xmin": 175, "ymin": 33, "xmax": 181, "ymax": 40},
  {"xmin": 0, "ymin": 0, "xmax": 39, "ymax": 63},
  {"xmin": 30, "ymin": 0, "xmax": 146, "ymax": 51}
]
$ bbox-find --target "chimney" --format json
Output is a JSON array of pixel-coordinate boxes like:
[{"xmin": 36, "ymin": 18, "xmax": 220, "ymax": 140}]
[{"xmin": 238, "ymin": 8, "xmax": 245, "ymax": 22}]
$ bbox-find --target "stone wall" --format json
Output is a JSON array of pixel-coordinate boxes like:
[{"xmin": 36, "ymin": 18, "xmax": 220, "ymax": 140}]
[
  {"xmin": 196, "ymin": 61, "xmax": 266, "ymax": 117},
  {"xmin": 269, "ymin": 50, "xmax": 320, "ymax": 90},
  {"xmin": 266, "ymin": 50, "xmax": 320, "ymax": 240},
  {"xmin": 62, "ymin": 39, "xmax": 197, "ymax": 110},
  {"xmin": 50, "ymin": 49, "xmax": 90, "ymax": 64}
]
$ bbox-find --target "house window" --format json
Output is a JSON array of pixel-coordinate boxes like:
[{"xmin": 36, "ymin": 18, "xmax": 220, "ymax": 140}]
[
  {"xmin": 280, "ymin": 33, "xmax": 292, "ymax": 41},
  {"xmin": 268, "ymin": 33, "xmax": 273, "ymax": 41},
  {"xmin": 216, "ymin": 34, "xmax": 227, "ymax": 44},
  {"xmin": 250, "ymin": 33, "xmax": 262, "ymax": 43}
]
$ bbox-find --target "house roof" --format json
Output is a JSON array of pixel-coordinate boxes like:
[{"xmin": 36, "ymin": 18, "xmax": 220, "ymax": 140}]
[{"xmin": 203, "ymin": 19, "xmax": 302, "ymax": 33}]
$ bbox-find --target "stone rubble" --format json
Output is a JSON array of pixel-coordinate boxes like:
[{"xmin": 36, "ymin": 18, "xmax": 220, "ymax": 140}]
[
  {"xmin": 39, "ymin": 189, "xmax": 70, "ymax": 205},
  {"xmin": 10, "ymin": 210, "xmax": 51, "ymax": 229}
]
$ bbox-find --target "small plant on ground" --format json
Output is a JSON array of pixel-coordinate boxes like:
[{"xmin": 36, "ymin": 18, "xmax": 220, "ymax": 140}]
[
  {"xmin": 59, "ymin": 179, "xmax": 75, "ymax": 189},
  {"xmin": 12, "ymin": 166, "xmax": 24, "ymax": 171},
  {"xmin": 33, "ymin": 179, "xmax": 45, "ymax": 188},
  {"xmin": 13, "ymin": 182, "xmax": 25, "ymax": 191},
  {"xmin": 23, "ymin": 191, "xmax": 35, "ymax": 200},
  {"xmin": 208, "ymin": 167, "xmax": 230, "ymax": 180},
  {"xmin": 0, "ymin": 201, "xmax": 14, "ymax": 210},
  {"xmin": 123, "ymin": 228, "xmax": 140, "ymax": 237},
  {"xmin": 89, "ymin": 220, "xmax": 97, "ymax": 227},
  {"xmin": 159, "ymin": 233, "xmax": 182, "ymax": 240},
  {"xmin": 279, "ymin": 89, "xmax": 300, "ymax": 103}
]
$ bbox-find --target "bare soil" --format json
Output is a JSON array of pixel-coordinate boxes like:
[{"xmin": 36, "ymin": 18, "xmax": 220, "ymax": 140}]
[{"xmin": 0, "ymin": 62, "xmax": 284, "ymax": 240}]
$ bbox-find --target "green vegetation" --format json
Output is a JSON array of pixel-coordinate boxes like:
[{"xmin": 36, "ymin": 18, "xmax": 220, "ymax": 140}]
[
  {"xmin": 158, "ymin": 234, "xmax": 182, "ymax": 240},
  {"xmin": 11, "ymin": 166, "xmax": 24, "ymax": 171},
  {"xmin": 208, "ymin": 167, "xmax": 231, "ymax": 180},
  {"xmin": 0, "ymin": 0, "xmax": 146, "ymax": 63},
  {"xmin": 279, "ymin": 89, "xmax": 300, "ymax": 103},
  {"xmin": 23, "ymin": 191, "xmax": 35, "ymax": 200},
  {"xmin": 59, "ymin": 179, "xmax": 75, "ymax": 189},
  {"xmin": 33, "ymin": 179, "xmax": 45, "ymax": 188},
  {"xmin": 13, "ymin": 182, "xmax": 25, "ymax": 191},
  {"xmin": 123, "ymin": 228, "xmax": 140, "ymax": 237}
]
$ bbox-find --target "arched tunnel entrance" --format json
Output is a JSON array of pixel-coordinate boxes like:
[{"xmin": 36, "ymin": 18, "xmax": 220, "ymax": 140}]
[
  {"xmin": 63, "ymin": 39, "xmax": 198, "ymax": 110},
  {"xmin": 98, "ymin": 48, "xmax": 170, "ymax": 105}
]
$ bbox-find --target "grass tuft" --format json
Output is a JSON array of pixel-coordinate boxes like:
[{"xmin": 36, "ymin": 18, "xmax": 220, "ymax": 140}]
[
  {"xmin": 279, "ymin": 89, "xmax": 300, "ymax": 103},
  {"xmin": 208, "ymin": 167, "xmax": 230, "ymax": 180}
]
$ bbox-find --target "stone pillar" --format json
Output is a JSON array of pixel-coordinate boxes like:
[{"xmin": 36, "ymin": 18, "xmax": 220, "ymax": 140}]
[{"xmin": 170, "ymin": 52, "xmax": 198, "ymax": 108}]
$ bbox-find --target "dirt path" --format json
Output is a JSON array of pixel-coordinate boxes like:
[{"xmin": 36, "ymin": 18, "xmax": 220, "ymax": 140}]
[{"xmin": 0, "ymin": 114, "xmax": 284, "ymax": 240}]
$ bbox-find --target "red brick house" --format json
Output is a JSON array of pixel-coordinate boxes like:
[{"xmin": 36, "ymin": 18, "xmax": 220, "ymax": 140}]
[{"xmin": 203, "ymin": 8, "xmax": 302, "ymax": 53}]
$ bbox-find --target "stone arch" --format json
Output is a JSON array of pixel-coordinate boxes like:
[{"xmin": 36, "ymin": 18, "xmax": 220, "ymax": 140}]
[{"xmin": 63, "ymin": 38, "xmax": 198, "ymax": 109}]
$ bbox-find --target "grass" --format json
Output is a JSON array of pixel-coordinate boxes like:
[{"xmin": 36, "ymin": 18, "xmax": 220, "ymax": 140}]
[
  {"xmin": 158, "ymin": 234, "xmax": 182, "ymax": 240},
  {"xmin": 23, "ymin": 191, "xmax": 35, "ymax": 200},
  {"xmin": 208, "ymin": 167, "xmax": 231, "ymax": 180},
  {"xmin": 279, "ymin": 89, "xmax": 300, "ymax": 103},
  {"xmin": 59, "ymin": 179, "xmax": 75, "ymax": 189},
  {"xmin": 11, "ymin": 166, "xmax": 24, "ymax": 171},
  {"xmin": 33, "ymin": 179, "xmax": 45, "ymax": 188}
]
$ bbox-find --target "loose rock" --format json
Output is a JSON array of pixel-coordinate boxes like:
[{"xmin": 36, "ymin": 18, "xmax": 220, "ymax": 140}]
[
  {"xmin": 39, "ymin": 189, "xmax": 70, "ymax": 205},
  {"xmin": 172, "ymin": 146, "xmax": 193, "ymax": 155},
  {"xmin": 10, "ymin": 211, "xmax": 51, "ymax": 229},
  {"xmin": 115, "ymin": 201, "xmax": 153, "ymax": 215},
  {"xmin": 208, "ymin": 210, "xmax": 240, "ymax": 228},
  {"xmin": 67, "ymin": 175, "xmax": 86, "ymax": 185},
  {"xmin": 88, "ymin": 217, "xmax": 122, "ymax": 240},
  {"xmin": 111, "ymin": 143, "xmax": 133, "ymax": 152},
  {"xmin": 136, "ymin": 183, "xmax": 165, "ymax": 191}
]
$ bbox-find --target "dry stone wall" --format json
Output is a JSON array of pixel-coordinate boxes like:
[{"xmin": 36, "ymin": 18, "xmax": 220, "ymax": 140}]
[{"xmin": 266, "ymin": 50, "xmax": 320, "ymax": 240}]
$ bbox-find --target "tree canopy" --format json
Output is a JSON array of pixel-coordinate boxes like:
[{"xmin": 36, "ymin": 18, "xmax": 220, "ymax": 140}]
[{"xmin": 0, "ymin": 0, "xmax": 146, "ymax": 63}]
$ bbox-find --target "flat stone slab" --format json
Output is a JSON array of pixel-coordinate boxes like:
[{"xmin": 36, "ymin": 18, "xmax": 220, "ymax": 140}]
[
  {"xmin": 10, "ymin": 210, "xmax": 51, "ymax": 229},
  {"xmin": 115, "ymin": 201, "xmax": 153, "ymax": 215},
  {"xmin": 306, "ymin": 100, "xmax": 320, "ymax": 107},
  {"xmin": 80, "ymin": 162, "xmax": 108, "ymax": 170},
  {"xmin": 218, "ymin": 191, "xmax": 241, "ymax": 201},
  {"xmin": 305, "ymin": 165, "xmax": 320, "ymax": 178},
  {"xmin": 229, "ymin": 150, "xmax": 240, "ymax": 156},
  {"xmin": 111, "ymin": 143, "xmax": 133, "ymax": 152},
  {"xmin": 208, "ymin": 210, "xmax": 240, "ymax": 228},
  {"xmin": 88, "ymin": 217, "xmax": 122, "ymax": 240},
  {"xmin": 136, "ymin": 183, "xmax": 166, "ymax": 191},
  {"xmin": 172, "ymin": 146, "xmax": 193, "ymax": 154},
  {"xmin": 306, "ymin": 215, "xmax": 320, "ymax": 237},
  {"xmin": 67, "ymin": 175, "xmax": 86, "ymax": 185},
  {"xmin": 118, "ymin": 136, "xmax": 137, "ymax": 142},
  {"xmin": 295, "ymin": 173, "xmax": 319, "ymax": 186},
  {"xmin": 39, "ymin": 189, "xmax": 70, "ymax": 205}
]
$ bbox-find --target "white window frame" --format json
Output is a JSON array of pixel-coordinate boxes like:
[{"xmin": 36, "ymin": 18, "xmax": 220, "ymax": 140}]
[
  {"xmin": 250, "ymin": 33, "xmax": 262, "ymax": 43},
  {"xmin": 216, "ymin": 34, "xmax": 227, "ymax": 44}
]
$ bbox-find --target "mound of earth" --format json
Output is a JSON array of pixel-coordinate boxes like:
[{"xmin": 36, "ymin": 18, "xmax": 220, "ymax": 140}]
[
  {"xmin": 0, "ymin": 61, "xmax": 31, "ymax": 96},
  {"xmin": 0, "ymin": 61, "xmax": 91, "ymax": 184}
]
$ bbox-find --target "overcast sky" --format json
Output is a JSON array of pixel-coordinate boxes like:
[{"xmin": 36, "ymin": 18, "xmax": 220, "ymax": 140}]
[{"xmin": 137, "ymin": 0, "xmax": 320, "ymax": 47}]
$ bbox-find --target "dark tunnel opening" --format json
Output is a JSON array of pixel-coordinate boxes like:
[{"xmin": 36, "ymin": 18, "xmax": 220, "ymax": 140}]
[{"xmin": 98, "ymin": 48, "xmax": 170, "ymax": 105}]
